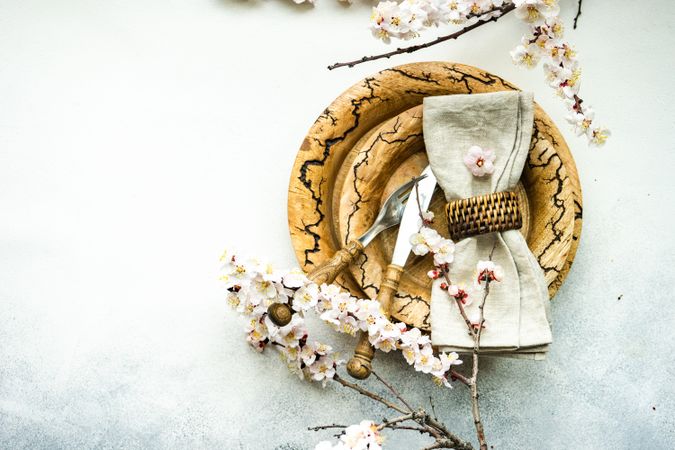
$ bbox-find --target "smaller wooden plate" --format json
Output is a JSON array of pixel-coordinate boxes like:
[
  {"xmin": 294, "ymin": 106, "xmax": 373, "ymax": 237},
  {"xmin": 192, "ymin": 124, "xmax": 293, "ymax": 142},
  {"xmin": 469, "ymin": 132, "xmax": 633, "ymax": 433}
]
[{"xmin": 335, "ymin": 105, "xmax": 571, "ymax": 330}]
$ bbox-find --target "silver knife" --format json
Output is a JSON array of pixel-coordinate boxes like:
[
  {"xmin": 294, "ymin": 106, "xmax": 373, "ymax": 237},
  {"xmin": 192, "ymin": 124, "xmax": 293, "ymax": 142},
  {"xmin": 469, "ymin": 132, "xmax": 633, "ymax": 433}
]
[{"xmin": 347, "ymin": 166, "xmax": 438, "ymax": 379}]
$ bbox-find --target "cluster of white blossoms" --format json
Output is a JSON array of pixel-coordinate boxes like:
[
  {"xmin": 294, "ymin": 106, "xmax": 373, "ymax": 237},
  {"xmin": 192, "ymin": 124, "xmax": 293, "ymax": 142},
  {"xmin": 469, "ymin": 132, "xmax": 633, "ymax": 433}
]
[
  {"xmin": 315, "ymin": 420, "xmax": 383, "ymax": 450},
  {"xmin": 369, "ymin": 0, "xmax": 609, "ymax": 146},
  {"xmin": 409, "ymin": 221, "xmax": 456, "ymax": 266},
  {"xmin": 370, "ymin": 0, "xmax": 508, "ymax": 42},
  {"xmin": 222, "ymin": 198, "xmax": 505, "ymax": 450},
  {"xmin": 221, "ymin": 250, "xmax": 463, "ymax": 388},
  {"xmin": 509, "ymin": 0, "xmax": 610, "ymax": 145}
]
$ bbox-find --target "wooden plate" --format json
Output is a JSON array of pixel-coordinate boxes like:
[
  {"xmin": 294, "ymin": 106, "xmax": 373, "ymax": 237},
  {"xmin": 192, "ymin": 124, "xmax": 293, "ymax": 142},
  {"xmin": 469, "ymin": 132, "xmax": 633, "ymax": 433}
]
[{"xmin": 288, "ymin": 62, "xmax": 582, "ymax": 331}]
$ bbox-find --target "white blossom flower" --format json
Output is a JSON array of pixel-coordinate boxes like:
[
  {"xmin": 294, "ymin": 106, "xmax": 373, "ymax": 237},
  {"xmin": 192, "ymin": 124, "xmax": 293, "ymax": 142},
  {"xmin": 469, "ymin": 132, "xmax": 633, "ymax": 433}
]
[
  {"xmin": 254, "ymin": 261, "xmax": 283, "ymax": 284},
  {"xmin": 566, "ymin": 104, "xmax": 595, "ymax": 137},
  {"xmin": 427, "ymin": 268, "xmax": 441, "ymax": 279},
  {"xmin": 441, "ymin": 351, "xmax": 462, "ymax": 368},
  {"xmin": 589, "ymin": 126, "xmax": 611, "ymax": 146},
  {"xmin": 316, "ymin": 283, "xmax": 342, "ymax": 312},
  {"xmin": 510, "ymin": 42, "xmax": 542, "ymax": 69},
  {"xmin": 220, "ymin": 254, "xmax": 257, "ymax": 291},
  {"xmin": 476, "ymin": 260, "xmax": 504, "ymax": 283},
  {"xmin": 399, "ymin": 327, "xmax": 430, "ymax": 348},
  {"xmin": 540, "ymin": 16, "xmax": 564, "ymax": 40},
  {"xmin": 283, "ymin": 268, "xmax": 308, "ymax": 289},
  {"xmin": 443, "ymin": 0, "xmax": 470, "ymax": 23},
  {"xmin": 355, "ymin": 300, "xmax": 386, "ymax": 334},
  {"xmin": 309, "ymin": 354, "xmax": 337, "ymax": 384},
  {"xmin": 430, "ymin": 352, "xmax": 463, "ymax": 387},
  {"xmin": 400, "ymin": 328, "xmax": 431, "ymax": 364},
  {"xmin": 320, "ymin": 292, "xmax": 358, "ymax": 332},
  {"xmin": 277, "ymin": 315, "xmax": 308, "ymax": 348},
  {"xmin": 463, "ymin": 145, "xmax": 496, "ymax": 176},
  {"xmin": 421, "ymin": 210, "xmax": 435, "ymax": 224},
  {"xmin": 452, "ymin": 284, "xmax": 472, "ymax": 306},
  {"xmin": 409, "ymin": 226, "xmax": 442, "ymax": 256},
  {"xmin": 431, "ymin": 351, "xmax": 462, "ymax": 378},
  {"xmin": 398, "ymin": 0, "xmax": 429, "ymax": 35},
  {"xmin": 431, "ymin": 237, "xmax": 455, "ymax": 266},
  {"xmin": 401, "ymin": 344, "xmax": 419, "ymax": 364},
  {"xmin": 245, "ymin": 317, "xmax": 269, "ymax": 352},
  {"xmin": 292, "ymin": 283, "xmax": 320, "ymax": 311},
  {"xmin": 242, "ymin": 294, "xmax": 269, "ymax": 317},
  {"xmin": 300, "ymin": 342, "xmax": 319, "ymax": 366},
  {"xmin": 370, "ymin": 1, "xmax": 397, "ymax": 42},
  {"xmin": 420, "ymin": 0, "xmax": 459, "ymax": 25},
  {"xmin": 469, "ymin": 311, "xmax": 485, "ymax": 331},
  {"xmin": 340, "ymin": 420, "xmax": 383, "ymax": 450},
  {"xmin": 514, "ymin": 0, "xmax": 560, "ymax": 24},
  {"xmin": 414, "ymin": 344, "xmax": 436, "ymax": 373},
  {"xmin": 226, "ymin": 291, "xmax": 241, "ymax": 310},
  {"xmin": 370, "ymin": 320, "xmax": 405, "ymax": 352},
  {"xmin": 250, "ymin": 279, "xmax": 279, "ymax": 302},
  {"xmin": 279, "ymin": 345, "xmax": 304, "ymax": 377},
  {"xmin": 545, "ymin": 61, "xmax": 581, "ymax": 98}
]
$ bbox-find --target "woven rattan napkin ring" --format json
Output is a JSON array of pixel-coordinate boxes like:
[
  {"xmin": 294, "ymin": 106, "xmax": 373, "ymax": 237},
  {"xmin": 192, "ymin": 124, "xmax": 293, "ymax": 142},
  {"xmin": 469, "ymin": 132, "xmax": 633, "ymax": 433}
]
[{"xmin": 446, "ymin": 191, "xmax": 522, "ymax": 241}]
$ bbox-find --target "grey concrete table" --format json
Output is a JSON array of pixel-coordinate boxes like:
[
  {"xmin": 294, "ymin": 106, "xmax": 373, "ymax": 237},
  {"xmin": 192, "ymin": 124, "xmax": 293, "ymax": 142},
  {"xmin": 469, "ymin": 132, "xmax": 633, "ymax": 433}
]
[{"xmin": 0, "ymin": 0, "xmax": 673, "ymax": 449}]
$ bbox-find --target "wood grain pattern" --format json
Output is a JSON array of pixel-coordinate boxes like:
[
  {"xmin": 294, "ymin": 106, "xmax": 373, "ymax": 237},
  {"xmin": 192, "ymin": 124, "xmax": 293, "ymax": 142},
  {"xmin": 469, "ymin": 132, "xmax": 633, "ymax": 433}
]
[
  {"xmin": 287, "ymin": 62, "xmax": 582, "ymax": 331},
  {"xmin": 307, "ymin": 240, "xmax": 364, "ymax": 285}
]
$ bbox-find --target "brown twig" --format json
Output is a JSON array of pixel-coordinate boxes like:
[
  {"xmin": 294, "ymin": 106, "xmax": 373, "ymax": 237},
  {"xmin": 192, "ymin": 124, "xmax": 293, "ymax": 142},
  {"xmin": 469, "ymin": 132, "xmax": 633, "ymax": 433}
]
[
  {"xmin": 333, "ymin": 374, "xmax": 408, "ymax": 415},
  {"xmin": 307, "ymin": 424, "xmax": 347, "ymax": 432},
  {"xmin": 467, "ymin": 243, "xmax": 496, "ymax": 450},
  {"xmin": 449, "ymin": 369, "xmax": 472, "ymax": 387},
  {"xmin": 328, "ymin": 371, "xmax": 474, "ymax": 449},
  {"xmin": 573, "ymin": 0, "xmax": 583, "ymax": 29},
  {"xmin": 387, "ymin": 424, "xmax": 428, "ymax": 433},
  {"xmin": 423, "ymin": 438, "xmax": 470, "ymax": 450},
  {"xmin": 429, "ymin": 395, "xmax": 438, "ymax": 420},
  {"xmin": 425, "ymin": 416, "xmax": 474, "ymax": 450},
  {"xmin": 377, "ymin": 412, "xmax": 416, "ymax": 430},
  {"xmin": 444, "ymin": 270, "xmax": 477, "ymax": 338},
  {"xmin": 327, "ymin": 4, "xmax": 516, "ymax": 70},
  {"xmin": 470, "ymin": 273, "xmax": 491, "ymax": 450},
  {"xmin": 371, "ymin": 370, "xmax": 414, "ymax": 412}
]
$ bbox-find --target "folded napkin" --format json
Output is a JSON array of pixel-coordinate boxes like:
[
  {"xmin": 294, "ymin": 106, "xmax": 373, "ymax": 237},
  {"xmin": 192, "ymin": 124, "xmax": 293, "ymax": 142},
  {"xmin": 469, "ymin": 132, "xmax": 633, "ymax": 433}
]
[{"xmin": 424, "ymin": 91, "xmax": 553, "ymax": 359}]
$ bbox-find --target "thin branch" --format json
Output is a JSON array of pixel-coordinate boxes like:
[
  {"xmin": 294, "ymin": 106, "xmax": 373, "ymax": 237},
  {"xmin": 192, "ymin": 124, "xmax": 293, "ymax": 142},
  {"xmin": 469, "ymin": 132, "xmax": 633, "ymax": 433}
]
[
  {"xmin": 371, "ymin": 370, "xmax": 414, "ymax": 412},
  {"xmin": 449, "ymin": 369, "xmax": 472, "ymax": 387},
  {"xmin": 327, "ymin": 4, "xmax": 516, "ymax": 70},
  {"xmin": 442, "ymin": 270, "xmax": 476, "ymax": 338},
  {"xmin": 333, "ymin": 374, "xmax": 408, "ymax": 415},
  {"xmin": 425, "ymin": 416, "xmax": 474, "ymax": 450},
  {"xmin": 378, "ymin": 412, "xmax": 416, "ymax": 430},
  {"xmin": 429, "ymin": 396, "xmax": 438, "ymax": 421},
  {"xmin": 573, "ymin": 0, "xmax": 583, "ymax": 29},
  {"xmin": 424, "ymin": 438, "xmax": 467, "ymax": 450},
  {"xmin": 308, "ymin": 424, "xmax": 347, "ymax": 432},
  {"xmin": 387, "ymin": 424, "xmax": 428, "ymax": 433},
  {"xmin": 470, "ymin": 273, "xmax": 492, "ymax": 450}
]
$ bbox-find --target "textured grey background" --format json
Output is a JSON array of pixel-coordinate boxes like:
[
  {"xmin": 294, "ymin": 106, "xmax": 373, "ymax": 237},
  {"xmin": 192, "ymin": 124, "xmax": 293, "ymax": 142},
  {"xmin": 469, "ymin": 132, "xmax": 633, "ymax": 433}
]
[{"xmin": 1, "ymin": 0, "xmax": 673, "ymax": 449}]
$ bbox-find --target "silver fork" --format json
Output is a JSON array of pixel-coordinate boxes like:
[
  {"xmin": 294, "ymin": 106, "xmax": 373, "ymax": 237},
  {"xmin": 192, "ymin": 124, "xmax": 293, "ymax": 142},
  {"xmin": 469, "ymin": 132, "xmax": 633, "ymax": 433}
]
[{"xmin": 268, "ymin": 176, "xmax": 424, "ymax": 326}]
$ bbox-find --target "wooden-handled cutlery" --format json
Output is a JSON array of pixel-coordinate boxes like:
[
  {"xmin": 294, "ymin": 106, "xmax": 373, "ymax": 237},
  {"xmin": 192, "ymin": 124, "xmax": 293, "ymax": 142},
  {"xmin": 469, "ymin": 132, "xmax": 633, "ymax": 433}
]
[
  {"xmin": 346, "ymin": 166, "xmax": 437, "ymax": 379},
  {"xmin": 267, "ymin": 176, "xmax": 424, "ymax": 327}
]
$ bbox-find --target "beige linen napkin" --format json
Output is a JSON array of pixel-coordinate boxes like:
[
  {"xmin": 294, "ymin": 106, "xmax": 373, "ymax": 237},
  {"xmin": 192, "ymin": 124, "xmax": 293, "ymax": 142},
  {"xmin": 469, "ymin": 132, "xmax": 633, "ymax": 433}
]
[{"xmin": 424, "ymin": 91, "xmax": 552, "ymax": 358}]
